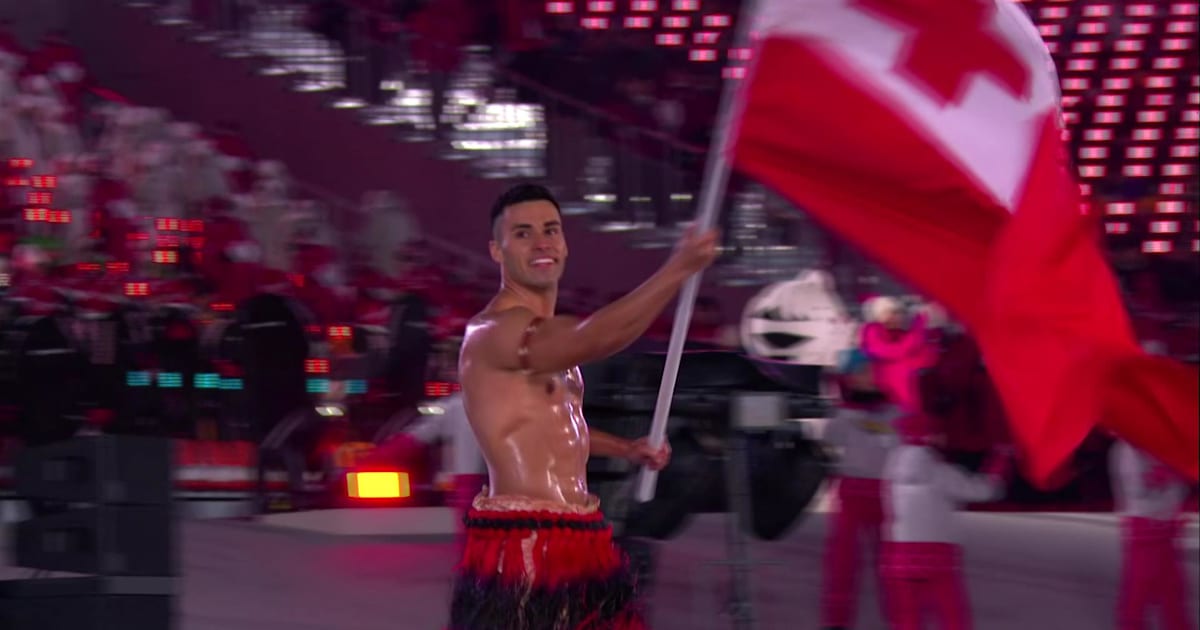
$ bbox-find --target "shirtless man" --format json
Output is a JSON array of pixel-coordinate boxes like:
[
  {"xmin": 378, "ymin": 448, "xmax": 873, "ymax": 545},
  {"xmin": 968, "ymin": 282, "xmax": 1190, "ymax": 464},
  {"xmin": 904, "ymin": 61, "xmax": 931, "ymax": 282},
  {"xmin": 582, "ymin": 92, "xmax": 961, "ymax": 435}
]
[{"xmin": 449, "ymin": 184, "xmax": 719, "ymax": 630}]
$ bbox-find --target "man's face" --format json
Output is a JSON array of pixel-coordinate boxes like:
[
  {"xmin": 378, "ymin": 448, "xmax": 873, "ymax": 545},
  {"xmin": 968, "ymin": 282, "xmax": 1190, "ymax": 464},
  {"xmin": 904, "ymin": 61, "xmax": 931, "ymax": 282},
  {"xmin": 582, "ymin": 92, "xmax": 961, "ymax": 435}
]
[{"xmin": 490, "ymin": 200, "xmax": 567, "ymax": 291}]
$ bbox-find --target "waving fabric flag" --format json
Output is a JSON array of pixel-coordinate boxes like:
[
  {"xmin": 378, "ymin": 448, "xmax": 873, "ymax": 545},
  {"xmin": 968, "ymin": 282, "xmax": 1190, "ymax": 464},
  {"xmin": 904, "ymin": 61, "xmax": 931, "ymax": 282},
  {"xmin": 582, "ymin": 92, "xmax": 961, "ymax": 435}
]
[{"xmin": 729, "ymin": 0, "xmax": 1199, "ymax": 486}]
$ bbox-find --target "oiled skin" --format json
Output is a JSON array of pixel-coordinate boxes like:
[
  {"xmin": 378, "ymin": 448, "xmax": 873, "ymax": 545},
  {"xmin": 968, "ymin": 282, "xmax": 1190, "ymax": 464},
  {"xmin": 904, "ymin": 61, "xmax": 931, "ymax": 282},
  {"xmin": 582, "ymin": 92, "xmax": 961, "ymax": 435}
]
[
  {"xmin": 460, "ymin": 324, "xmax": 591, "ymax": 505},
  {"xmin": 458, "ymin": 197, "xmax": 716, "ymax": 508}
]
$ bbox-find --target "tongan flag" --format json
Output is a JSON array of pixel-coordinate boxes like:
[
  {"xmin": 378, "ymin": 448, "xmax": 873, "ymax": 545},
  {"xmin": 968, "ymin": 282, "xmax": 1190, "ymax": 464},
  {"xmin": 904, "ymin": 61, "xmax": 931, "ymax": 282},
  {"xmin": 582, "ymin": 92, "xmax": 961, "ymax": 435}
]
[{"xmin": 730, "ymin": 0, "xmax": 1199, "ymax": 486}]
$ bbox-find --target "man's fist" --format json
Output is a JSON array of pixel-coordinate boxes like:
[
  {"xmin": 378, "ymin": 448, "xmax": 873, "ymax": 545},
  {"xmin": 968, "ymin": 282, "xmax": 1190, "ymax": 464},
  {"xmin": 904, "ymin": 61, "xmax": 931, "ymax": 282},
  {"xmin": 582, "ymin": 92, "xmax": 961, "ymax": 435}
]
[
  {"xmin": 667, "ymin": 225, "xmax": 720, "ymax": 275},
  {"xmin": 628, "ymin": 437, "xmax": 672, "ymax": 471}
]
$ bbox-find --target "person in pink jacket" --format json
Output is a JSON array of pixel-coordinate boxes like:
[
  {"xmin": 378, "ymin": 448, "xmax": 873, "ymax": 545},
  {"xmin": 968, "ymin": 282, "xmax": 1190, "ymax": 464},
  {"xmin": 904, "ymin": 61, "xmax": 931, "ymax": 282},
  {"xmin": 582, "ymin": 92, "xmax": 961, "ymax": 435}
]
[
  {"xmin": 860, "ymin": 297, "xmax": 940, "ymax": 413},
  {"xmin": 881, "ymin": 391, "xmax": 1012, "ymax": 630}
]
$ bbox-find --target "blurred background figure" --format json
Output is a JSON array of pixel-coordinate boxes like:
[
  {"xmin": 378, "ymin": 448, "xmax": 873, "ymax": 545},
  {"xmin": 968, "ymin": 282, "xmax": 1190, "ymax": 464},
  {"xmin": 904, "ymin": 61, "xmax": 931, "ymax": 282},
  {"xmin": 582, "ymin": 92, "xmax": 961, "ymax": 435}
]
[
  {"xmin": 820, "ymin": 348, "xmax": 901, "ymax": 630},
  {"xmin": 688, "ymin": 295, "xmax": 738, "ymax": 348},
  {"xmin": 860, "ymin": 297, "xmax": 941, "ymax": 413},
  {"xmin": 1111, "ymin": 437, "xmax": 1196, "ymax": 630},
  {"xmin": 356, "ymin": 189, "xmax": 420, "ymax": 280},
  {"xmin": 1110, "ymin": 343, "xmax": 1197, "ymax": 630},
  {"xmin": 881, "ymin": 375, "xmax": 1013, "ymax": 630}
]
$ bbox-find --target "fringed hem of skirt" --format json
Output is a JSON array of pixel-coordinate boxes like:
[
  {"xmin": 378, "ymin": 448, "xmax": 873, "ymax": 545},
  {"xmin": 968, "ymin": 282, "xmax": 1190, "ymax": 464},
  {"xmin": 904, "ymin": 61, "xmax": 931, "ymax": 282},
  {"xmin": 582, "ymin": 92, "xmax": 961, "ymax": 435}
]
[{"xmin": 449, "ymin": 507, "xmax": 645, "ymax": 630}]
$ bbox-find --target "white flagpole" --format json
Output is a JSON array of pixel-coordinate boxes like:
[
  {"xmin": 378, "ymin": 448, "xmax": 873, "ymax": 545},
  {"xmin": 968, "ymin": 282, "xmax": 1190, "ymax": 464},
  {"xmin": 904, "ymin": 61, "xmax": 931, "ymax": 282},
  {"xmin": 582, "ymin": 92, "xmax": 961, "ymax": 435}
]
[{"xmin": 636, "ymin": 0, "xmax": 762, "ymax": 503}]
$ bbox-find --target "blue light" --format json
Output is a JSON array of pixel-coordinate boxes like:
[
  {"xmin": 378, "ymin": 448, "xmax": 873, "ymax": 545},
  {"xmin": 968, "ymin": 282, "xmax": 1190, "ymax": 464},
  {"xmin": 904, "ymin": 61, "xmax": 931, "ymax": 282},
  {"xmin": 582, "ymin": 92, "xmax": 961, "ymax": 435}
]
[
  {"xmin": 194, "ymin": 373, "xmax": 220, "ymax": 389},
  {"xmin": 306, "ymin": 378, "xmax": 330, "ymax": 394},
  {"xmin": 346, "ymin": 379, "xmax": 368, "ymax": 395},
  {"xmin": 126, "ymin": 371, "xmax": 151, "ymax": 387},
  {"xmin": 220, "ymin": 378, "xmax": 243, "ymax": 391},
  {"xmin": 157, "ymin": 372, "xmax": 182, "ymax": 388}
]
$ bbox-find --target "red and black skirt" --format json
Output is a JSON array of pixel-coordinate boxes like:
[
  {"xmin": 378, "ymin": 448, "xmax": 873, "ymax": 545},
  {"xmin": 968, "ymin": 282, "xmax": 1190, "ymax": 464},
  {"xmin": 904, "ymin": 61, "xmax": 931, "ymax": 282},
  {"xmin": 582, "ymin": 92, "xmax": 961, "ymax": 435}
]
[{"xmin": 449, "ymin": 507, "xmax": 645, "ymax": 630}]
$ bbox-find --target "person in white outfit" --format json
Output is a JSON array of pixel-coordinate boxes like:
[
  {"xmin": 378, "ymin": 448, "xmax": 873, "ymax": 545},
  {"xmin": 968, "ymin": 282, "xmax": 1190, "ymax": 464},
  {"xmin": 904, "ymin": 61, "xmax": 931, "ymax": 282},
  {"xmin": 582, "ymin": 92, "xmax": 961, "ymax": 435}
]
[
  {"xmin": 881, "ymin": 380, "xmax": 1011, "ymax": 630},
  {"xmin": 1109, "ymin": 340, "xmax": 1196, "ymax": 630},
  {"xmin": 394, "ymin": 392, "xmax": 487, "ymax": 510},
  {"xmin": 820, "ymin": 348, "xmax": 902, "ymax": 630},
  {"xmin": 373, "ymin": 393, "xmax": 486, "ymax": 549}
]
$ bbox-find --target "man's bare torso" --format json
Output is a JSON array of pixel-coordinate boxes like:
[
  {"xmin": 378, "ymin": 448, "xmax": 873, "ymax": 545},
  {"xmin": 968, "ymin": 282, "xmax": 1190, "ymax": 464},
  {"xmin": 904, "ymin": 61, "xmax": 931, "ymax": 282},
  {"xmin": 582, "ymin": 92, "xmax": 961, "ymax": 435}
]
[{"xmin": 459, "ymin": 313, "xmax": 592, "ymax": 506}]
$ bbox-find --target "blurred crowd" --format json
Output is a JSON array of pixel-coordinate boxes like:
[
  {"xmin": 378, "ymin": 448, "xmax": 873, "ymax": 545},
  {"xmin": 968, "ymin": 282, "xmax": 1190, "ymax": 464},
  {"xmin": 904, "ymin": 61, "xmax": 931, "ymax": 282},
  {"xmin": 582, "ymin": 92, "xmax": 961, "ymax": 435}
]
[
  {"xmin": 0, "ymin": 23, "xmax": 523, "ymax": 358},
  {"xmin": 0, "ymin": 17, "xmax": 732, "ymax": 374},
  {"xmin": 296, "ymin": 0, "xmax": 726, "ymax": 146}
]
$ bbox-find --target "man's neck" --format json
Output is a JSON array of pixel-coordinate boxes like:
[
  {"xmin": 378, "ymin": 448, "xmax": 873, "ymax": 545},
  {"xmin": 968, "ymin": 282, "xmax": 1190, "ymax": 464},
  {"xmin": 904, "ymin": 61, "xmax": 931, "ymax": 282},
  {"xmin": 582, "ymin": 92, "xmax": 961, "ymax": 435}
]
[{"xmin": 498, "ymin": 282, "xmax": 557, "ymax": 318}]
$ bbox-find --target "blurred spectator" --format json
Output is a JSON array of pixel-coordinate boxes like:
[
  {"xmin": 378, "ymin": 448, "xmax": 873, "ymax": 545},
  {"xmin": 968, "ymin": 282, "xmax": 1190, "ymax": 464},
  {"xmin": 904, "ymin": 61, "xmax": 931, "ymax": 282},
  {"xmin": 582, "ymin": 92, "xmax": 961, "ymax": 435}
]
[
  {"xmin": 354, "ymin": 189, "xmax": 420, "ymax": 279},
  {"xmin": 0, "ymin": 19, "xmax": 25, "ymax": 58},
  {"xmin": 25, "ymin": 30, "xmax": 90, "ymax": 123},
  {"xmin": 406, "ymin": 0, "xmax": 474, "ymax": 136},
  {"xmin": 208, "ymin": 120, "xmax": 257, "ymax": 193},
  {"xmin": 689, "ymin": 295, "xmax": 737, "ymax": 348}
]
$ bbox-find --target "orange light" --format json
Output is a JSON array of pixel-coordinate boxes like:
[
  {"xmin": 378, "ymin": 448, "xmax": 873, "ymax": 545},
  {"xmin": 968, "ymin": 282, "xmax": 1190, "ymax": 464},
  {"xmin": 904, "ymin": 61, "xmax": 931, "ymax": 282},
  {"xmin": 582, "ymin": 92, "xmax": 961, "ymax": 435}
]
[
  {"xmin": 305, "ymin": 358, "xmax": 330, "ymax": 374},
  {"xmin": 30, "ymin": 175, "xmax": 56, "ymax": 188},
  {"xmin": 347, "ymin": 472, "xmax": 410, "ymax": 499},
  {"xmin": 124, "ymin": 282, "xmax": 150, "ymax": 297},
  {"xmin": 424, "ymin": 381, "xmax": 453, "ymax": 398}
]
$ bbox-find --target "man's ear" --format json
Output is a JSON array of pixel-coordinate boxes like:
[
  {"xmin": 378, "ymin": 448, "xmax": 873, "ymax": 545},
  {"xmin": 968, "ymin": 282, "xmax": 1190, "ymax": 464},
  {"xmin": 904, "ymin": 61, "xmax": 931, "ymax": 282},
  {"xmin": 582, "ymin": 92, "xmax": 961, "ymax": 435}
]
[{"xmin": 489, "ymin": 239, "xmax": 501, "ymax": 264}]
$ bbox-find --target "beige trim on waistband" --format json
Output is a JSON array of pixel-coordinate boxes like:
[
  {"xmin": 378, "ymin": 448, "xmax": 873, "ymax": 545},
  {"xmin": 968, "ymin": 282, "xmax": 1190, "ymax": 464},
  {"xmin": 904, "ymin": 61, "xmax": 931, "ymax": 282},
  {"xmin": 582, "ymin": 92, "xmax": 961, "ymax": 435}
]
[{"xmin": 471, "ymin": 487, "xmax": 600, "ymax": 514}]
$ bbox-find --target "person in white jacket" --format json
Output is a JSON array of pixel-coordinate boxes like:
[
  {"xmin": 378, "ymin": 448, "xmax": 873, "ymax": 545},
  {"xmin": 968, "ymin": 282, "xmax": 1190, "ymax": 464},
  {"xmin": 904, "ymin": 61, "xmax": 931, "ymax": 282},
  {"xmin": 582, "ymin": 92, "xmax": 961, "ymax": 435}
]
[
  {"xmin": 881, "ymin": 394, "xmax": 1011, "ymax": 630},
  {"xmin": 375, "ymin": 393, "xmax": 486, "ymax": 547},
  {"xmin": 1110, "ymin": 439, "xmax": 1195, "ymax": 630},
  {"xmin": 1109, "ymin": 341, "xmax": 1196, "ymax": 630},
  {"xmin": 400, "ymin": 392, "xmax": 488, "ymax": 515},
  {"xmin": 821, "ymin": 348, "xmax": 902, "ymax": 630}
]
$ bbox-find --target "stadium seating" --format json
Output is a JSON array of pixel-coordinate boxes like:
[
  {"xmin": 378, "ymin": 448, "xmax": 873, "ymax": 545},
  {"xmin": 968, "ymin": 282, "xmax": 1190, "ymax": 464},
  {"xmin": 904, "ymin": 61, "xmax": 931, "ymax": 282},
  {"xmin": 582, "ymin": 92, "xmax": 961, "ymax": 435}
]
[
  {"xmin": 1020, "ymin": 0, "xmax": 1199, "ymax": 256},
  {"xmin": 530, "ymin": 0, "xmax": 1199, "ymax": 257}
]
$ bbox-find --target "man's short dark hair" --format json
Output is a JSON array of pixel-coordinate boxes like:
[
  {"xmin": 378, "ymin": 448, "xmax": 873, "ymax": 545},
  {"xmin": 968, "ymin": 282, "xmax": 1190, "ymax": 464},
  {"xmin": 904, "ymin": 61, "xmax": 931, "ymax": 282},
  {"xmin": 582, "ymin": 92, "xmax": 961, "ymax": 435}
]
[{"xmin": 490, "ymin": 184, "xmax": 562, "ymax": 233}]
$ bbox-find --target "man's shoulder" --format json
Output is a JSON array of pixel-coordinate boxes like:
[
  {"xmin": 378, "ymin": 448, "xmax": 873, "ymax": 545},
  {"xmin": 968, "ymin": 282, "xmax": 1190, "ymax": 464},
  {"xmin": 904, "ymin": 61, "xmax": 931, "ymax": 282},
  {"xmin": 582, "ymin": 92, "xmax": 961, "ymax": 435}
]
[
  {"xmin": 467, "ymin": 304, "xmax": 538, "ymax": 333},
  {"xmin": 462, "ymin": 305, "xmax": 539, "ymax": 354}
]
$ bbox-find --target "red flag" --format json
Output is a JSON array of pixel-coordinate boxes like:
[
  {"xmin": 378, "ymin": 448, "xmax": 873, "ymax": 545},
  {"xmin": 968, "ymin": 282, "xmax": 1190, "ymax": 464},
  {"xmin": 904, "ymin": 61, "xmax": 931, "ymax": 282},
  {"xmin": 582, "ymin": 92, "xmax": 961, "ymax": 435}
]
[{"xmin": 730, "ymin": 0, "xmax": 1198, "ymax": 486}]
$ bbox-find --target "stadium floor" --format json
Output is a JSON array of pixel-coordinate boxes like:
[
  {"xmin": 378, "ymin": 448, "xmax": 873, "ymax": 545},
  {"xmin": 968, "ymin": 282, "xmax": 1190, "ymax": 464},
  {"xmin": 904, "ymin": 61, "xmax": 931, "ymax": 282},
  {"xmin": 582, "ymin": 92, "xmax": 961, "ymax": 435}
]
[{"xmin": 3, "ymin": 511, "xmax": 1197, "ymax": 629}]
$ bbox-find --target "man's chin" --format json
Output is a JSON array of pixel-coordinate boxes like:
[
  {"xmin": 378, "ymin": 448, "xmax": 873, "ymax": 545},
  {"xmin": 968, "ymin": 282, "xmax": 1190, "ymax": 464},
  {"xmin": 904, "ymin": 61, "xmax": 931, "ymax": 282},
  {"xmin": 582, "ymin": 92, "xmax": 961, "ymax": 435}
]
[
  {"xmin": 526, "ymin": 272, "xmax": 562, "ymax": 288},
  {"xmin": 517, "ymin": 278, "xmax": 559, "ymax": 292}
]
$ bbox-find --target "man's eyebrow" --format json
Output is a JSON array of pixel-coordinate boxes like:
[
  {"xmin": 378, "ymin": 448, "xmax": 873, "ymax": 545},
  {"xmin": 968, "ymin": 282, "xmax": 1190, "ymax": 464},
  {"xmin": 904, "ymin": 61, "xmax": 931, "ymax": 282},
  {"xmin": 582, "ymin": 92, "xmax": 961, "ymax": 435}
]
[{"xmin": 511, "ymin": 221, "xmax": 560, "ymax": 231}]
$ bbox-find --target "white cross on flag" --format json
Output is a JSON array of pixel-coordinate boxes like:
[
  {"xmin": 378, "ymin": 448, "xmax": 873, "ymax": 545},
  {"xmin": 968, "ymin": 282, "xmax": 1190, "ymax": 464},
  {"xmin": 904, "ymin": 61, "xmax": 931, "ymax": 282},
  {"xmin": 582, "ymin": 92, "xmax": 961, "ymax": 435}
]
[{"xmin": 730, "ymin": 0, "xmax": 1199, "ymax": 486}]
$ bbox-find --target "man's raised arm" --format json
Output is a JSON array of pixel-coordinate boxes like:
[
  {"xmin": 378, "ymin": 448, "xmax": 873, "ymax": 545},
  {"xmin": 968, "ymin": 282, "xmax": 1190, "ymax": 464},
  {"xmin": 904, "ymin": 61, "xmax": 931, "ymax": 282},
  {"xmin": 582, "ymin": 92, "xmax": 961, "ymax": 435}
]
[{"xmin": 473, "ymin": 228, "xmax": 719, "ymax": 374}]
